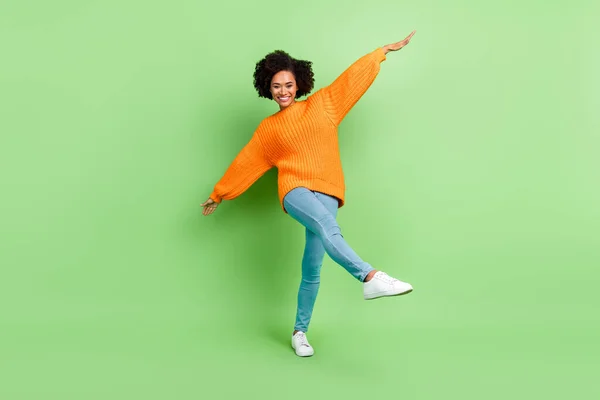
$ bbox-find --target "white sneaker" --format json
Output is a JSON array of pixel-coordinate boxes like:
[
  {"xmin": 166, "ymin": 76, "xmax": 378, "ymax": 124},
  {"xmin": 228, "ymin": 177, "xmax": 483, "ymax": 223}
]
[
  {"xmin": 363, "ymin": 271, "xmax": 413, "ymax": 300},
  {"xmin": 291, "ymin": 331, "xmax": 314, "ymax": 357}
]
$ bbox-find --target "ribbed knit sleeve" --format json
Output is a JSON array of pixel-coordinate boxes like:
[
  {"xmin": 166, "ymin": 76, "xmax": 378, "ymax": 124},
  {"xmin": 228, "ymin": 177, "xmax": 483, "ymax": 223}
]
[
  {"xmin": 209, "ymin": 126, "xmax": 273, "ymax": 204},
  {"xmin": 320, "ymin": 47, "xmax": 387, "ymax": 126}
]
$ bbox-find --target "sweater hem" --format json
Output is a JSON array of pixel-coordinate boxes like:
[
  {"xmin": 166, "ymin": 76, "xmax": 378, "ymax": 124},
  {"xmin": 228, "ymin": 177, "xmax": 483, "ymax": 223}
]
[{"xmin": 279, "ymin": 179, "xmax": 346, "ymax": 214}]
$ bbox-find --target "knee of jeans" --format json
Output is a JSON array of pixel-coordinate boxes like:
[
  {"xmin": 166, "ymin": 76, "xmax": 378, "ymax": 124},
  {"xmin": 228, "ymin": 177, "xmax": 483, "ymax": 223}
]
[
  {"xmin": 302, "ymin": 262, "xmax": 322, "ymax": 281},
  {"xmin": 317, "ymin": 214, "xmax": 342, "ymax": 239}
]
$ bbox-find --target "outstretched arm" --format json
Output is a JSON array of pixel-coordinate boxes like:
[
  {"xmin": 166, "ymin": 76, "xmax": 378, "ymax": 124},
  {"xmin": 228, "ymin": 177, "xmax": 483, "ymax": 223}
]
[
  {"xmin": 202, "ymin": 127, "xmax": 273, "ymax": 216},
  {"xmin": 320, "ymin": 30, "xmax": 416, "ymax": 127}
]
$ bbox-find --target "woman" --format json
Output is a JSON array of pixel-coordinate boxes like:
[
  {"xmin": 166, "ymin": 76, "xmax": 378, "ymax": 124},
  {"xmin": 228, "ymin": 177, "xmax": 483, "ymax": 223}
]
[{"xmin": 201, "ymin": 31, "xmax": 416, "ymax": 357}]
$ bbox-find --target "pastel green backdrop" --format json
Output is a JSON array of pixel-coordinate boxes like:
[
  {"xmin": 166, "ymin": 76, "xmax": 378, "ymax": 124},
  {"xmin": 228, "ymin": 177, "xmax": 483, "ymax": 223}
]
[{"xmin": 1, "ymin": 0, "xmax": 598, "ymax": 399}]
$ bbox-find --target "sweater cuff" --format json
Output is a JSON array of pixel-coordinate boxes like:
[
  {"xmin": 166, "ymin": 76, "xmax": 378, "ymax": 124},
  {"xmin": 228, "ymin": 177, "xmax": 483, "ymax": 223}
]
[
  {"xmin": 209, "ymin": 191, "xmax": 222, "ymax": 203},
  {"xmin": 376, "ymin": 47, "xmax": 387, "ymax": 62}
]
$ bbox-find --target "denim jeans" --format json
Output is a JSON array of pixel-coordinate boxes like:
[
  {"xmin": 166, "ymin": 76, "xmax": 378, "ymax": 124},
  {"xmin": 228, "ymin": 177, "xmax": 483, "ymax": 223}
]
[{"xmin": 283, "ymin": 187, "xmax": 375, "ymax": 333}]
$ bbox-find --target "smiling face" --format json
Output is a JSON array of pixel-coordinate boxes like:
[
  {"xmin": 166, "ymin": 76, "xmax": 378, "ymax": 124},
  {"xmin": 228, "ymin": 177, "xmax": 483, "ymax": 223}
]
[{"xmin": 270, "ymin": 70, "xmax": 298, "ymax": 110}]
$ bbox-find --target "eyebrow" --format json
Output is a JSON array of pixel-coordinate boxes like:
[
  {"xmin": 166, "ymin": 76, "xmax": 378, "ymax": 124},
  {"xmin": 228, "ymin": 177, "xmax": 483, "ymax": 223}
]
[{"xmin": 272, "ymin": 82, "xmax": 294, "ymax": 85}]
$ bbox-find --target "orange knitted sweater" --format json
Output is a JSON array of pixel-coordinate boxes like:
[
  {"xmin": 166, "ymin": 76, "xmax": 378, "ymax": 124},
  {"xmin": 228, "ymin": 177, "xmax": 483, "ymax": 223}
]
[{"xmin": 209, "ymin": 47, "xmax": 387, "ymax": 213}]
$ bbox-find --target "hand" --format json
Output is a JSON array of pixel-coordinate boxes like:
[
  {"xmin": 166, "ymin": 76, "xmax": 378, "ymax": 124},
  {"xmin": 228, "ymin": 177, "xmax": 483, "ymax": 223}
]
[
  {"xmin": 383, "ymin": 30, "xmax": 416, "ymax": 54},
  {"xmin": 201, "ymin": 197, "xmax": 219, "ymax": 216}
]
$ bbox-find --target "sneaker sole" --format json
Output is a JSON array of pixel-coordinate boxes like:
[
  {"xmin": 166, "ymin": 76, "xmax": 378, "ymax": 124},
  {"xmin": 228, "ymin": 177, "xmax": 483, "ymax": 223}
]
[
  {"xmin": 292, "ymin": 346, "xmax": 314, "ymax": 357},
  {"xmin": 364, "ymin": 288, "xmax": 413, "ymax": 300},
  {"xmin": 294, "ymin": 351, "xmax": 314, "ymax": 357}
]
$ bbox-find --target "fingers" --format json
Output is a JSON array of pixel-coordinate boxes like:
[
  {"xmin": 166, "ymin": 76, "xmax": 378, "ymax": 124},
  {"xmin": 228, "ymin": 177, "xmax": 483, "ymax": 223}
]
[
  {"xmin": 202, "ymin": 204, "xmax": 218, "ymax": 216},
  {"xmin": 400, "ymin": 30, "xmax": 416, "ymax": 46},
  {"xmin": 385, "ymin": 32, "xmax": 415, "ymax": 52}
]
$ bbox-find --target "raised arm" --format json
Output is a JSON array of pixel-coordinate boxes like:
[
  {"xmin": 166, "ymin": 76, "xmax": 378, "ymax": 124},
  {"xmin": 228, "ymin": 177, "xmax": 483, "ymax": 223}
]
[
  {"xmin": 202, "ymin": 126, "xmax": 273, "ymax": 215},
  {"xmin": 320, "ymin": 30, "xmax": 416, "ymax": 127},
  {"xmin": 319, "ymin": 48, "xmax": 386, "ymax": 127}
]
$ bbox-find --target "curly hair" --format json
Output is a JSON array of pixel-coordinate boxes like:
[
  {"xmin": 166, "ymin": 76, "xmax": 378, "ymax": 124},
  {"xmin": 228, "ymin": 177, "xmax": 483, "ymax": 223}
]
[{"xmin": 253, "ymin": 50, "xmax": 315, "ymax": 100}]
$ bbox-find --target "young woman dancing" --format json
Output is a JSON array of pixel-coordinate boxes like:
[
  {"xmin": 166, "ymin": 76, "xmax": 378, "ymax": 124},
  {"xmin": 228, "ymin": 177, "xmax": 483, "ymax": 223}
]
[{"xmin": 202, "ymin": 30, "xmax": 416, "ymax": 357}]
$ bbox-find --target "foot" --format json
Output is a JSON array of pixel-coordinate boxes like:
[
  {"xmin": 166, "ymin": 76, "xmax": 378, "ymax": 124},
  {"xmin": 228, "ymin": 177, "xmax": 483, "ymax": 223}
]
[
  {"xmin": 363, "ymin": 271, "xmax": 413, "ymax": 300},
  {"xmin": 291, "ymin": 331, "xmax": 314, "ymax": 357}
]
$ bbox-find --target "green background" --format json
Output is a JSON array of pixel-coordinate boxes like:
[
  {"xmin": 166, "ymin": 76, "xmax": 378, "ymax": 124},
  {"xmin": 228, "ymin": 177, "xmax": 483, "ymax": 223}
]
[{"xmin": 1, "ymin": 0, "xmax": 598, "ymax": 398}]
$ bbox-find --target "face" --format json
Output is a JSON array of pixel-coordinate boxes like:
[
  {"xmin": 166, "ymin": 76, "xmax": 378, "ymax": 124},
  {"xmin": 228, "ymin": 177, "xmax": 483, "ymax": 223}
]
[{"xmin": 270, "ymin": 70, "xmax": 298, "ymax": 110}]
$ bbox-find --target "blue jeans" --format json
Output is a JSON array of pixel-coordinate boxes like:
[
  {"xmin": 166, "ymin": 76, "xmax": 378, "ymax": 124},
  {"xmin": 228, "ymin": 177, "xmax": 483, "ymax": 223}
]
[{"xmin": 283, "ymin": 187, "xmax": 375, "ymax": 333}]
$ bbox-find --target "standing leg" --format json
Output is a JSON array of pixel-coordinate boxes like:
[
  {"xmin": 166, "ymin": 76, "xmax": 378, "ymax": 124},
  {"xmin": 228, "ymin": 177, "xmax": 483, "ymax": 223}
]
[
  {"xmin": 293, "ymin": 191, "xmax": 340, "ymax": 334},
  {"xmin": 293, "ymin": 228, "xmax": 325, "ymax": 334}
]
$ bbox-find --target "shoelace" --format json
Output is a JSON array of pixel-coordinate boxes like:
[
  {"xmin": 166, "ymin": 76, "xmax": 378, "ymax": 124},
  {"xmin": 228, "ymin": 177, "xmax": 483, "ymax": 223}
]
[
  {"xmin": 296, "ymin": 333, "xmax": 310, "ymax": 347},
  {"xmin": 376, "ymin": 273, "xmax": 398, "ymax": 284}
]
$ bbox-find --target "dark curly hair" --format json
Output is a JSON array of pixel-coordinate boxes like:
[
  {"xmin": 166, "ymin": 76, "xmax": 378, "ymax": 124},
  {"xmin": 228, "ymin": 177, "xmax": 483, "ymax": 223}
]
[{"xmin": 253, "ymin": 50, "xmax": 315, "ymax": 100}]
